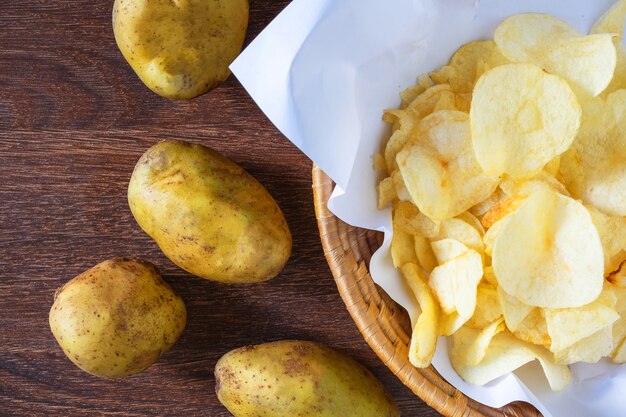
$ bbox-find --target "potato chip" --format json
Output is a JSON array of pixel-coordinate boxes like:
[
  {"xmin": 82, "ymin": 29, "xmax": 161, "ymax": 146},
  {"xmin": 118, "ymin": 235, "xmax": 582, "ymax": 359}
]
[
  {"xmin": 397, "ymin": 110, "xmax": 500, "ymax": 220},
  {"xmin": 391, "ymin": 227, "xmax": 417, "ymax": 268},
  {"xmin": 401, "ymin": 263, "xmax": 439, "ymax": 368},
  {"xmin": 430, "ymin": 40, "xmax": 509, "ymax": 94},
  {"xmin": 466, "ymin": 282, "xmax": 503, "ymax": 330},
  {"xmin": 482, "ymin": 265, "xmax": 497, "ymax": 286},
  {"xmin": 377, "ymin": 176, "xmax": 396, "ymax": 209},
  {"xmin": 492, "ymin": 186, "xmax": 604, "ymax": 308},
  {"xmin": 394, "ymin": 201, "xmax": 440, "ymax": 238},
  {"xmin": 561, "ymin": 91, "xmax": 626, "ymax": 217},
  {"xmin": 470, "ymin": 63, "xmax": 581, "ymax": 178},
  {"xmin": 428, "ymin": 250, "xmax": 483, "ymax": 318},
  {"xmin": 414, "ymin": 235, "xmax": 438, "ymax": 273},
  {"xmin": 587, "ymin": 205, "xmax": 626, "ymax": 275},
  {"xmin": 512, "ymin": 308, "xmax": 551, "ymax": 347},
  {"xmin": 554, "ymin": 325, "xmax": 613, "ymax": 365},
  {"xmin": 498, "ymin": 172, "xmax": 570, "ymax": 199},
  {"xmin": 456, "ymin": 211, "xmax": 485, "ymax": 235},
  {"xmin": 399, "ymin": 74, "xmax": 435, "ymax": 109},
  {"xmin": 545, "ymin": 299, "xmax": 619, "ymax": 352},
  {"xmin": 430, "ymin": 238, "xmax": 469, "ymax": 265},
  {"xmin": 612, "ymin": 284, "xmax": 626, "ymax": 361},
  {"xmin": 452, "ymin": 319, "xmax": 505, "ymax": 366},
  {"xmin": 608, "ymin": 262, "xmax": 626, "ymax": 287},
  {"xmin": 480, "ymin": 194, "xmax": 524, "ymax": 230},
  {"xmin": 494, "ymin": 13, "xmax": 616, "ymax": 97},
  {"xmin": 391, "ymin": 170, "xmax": 412, "ymax": 202},
  {"xmin": 591, "ymin": 0, "xmax": 626, "ymax": 95},
  {"xmin": 497, "ymin": 286, "xmax": 535, "ymax": 332},
  {"xmin": 591, "ymin": 0, "xmax": 626, "ymax": 34},
  {"xmin": 436, "ymin": 217, "xmax": 485, "ymax": 254},
  {"xmin": 483, "ymin": 217, "xmax": 507, "ymax": 257},
  {"xmin": 451, "ymin": 330, "xmax": 570, "ymax": 389},
  {"xmin": 470, "ymin": 188, "xmax": 506, "ymax": 218},
  {"xmin": 439, "ymin": 312, "xmax": 467, "ymax": 336}
]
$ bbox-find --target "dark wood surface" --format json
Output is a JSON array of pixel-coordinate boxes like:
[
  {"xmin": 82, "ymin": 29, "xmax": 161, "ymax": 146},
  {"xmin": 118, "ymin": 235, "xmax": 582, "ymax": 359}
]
[{"xmin": 0, "ymin": 1, "xmax": 442, "ymax": 416}]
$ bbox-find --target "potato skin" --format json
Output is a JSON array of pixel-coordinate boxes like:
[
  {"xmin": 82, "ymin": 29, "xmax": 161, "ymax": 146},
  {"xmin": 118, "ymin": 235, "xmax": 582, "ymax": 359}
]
[
  {"xmin": 128, "ymin": 140, "xmax": 292, "ymax": 284},
  {"xmin": 48, "ymin": 258, "xmax": 186, "ymax": 378},
  {"xmin": 112, "ymin": 0, "xmax": 249, "ymax": 99},
  {"xmin": 214, "ymin": 340, "xmax": 400, "ymax": 417}
]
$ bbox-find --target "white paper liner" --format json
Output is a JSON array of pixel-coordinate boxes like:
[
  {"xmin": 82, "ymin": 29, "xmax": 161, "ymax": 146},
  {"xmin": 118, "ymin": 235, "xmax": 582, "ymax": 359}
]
[{"xmin": 231, "ymin": 1, "xmax": 626, "ymax": 415}]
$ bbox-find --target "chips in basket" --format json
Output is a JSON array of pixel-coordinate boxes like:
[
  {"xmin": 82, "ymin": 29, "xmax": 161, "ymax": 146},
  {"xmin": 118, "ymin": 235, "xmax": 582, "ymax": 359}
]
[{"xmin": 377, "ymin": 4, "xmax": 626, "ymax": 391}]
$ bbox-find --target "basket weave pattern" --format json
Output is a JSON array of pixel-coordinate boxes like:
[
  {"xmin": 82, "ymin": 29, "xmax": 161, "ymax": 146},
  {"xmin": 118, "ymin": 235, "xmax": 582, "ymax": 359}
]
[{"xmin": 312, "ymin": 165, "xmax": 541, "ymax": 417}]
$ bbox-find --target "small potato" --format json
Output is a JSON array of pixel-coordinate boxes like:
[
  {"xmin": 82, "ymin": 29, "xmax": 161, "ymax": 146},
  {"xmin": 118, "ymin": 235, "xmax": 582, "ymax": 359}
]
[
  {"xmin": 128, "ymin": 140, "xmax": 292, "ymax": 284},
  {"xmin": 215, "ymin": 341, "xmax": 400, "ymax": 417},
  {"xmin": 112, "ymin": 0, "xmax": 249, "ymax": 99},
  {"xmin": 49, "ymin": 259, "xmax": 186, "ymax": 378}
]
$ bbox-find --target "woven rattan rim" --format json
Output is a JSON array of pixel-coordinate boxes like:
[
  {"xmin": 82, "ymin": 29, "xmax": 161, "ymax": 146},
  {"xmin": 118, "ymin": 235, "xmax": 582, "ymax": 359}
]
[{"xmin": 311, "ymin": 164, "xmax": 541, "ymax": 417}]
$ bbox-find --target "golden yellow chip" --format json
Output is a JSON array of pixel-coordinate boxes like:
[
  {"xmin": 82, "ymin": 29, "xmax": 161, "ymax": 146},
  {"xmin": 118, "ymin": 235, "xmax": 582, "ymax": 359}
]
[
  {"xmin": 545, "ymin": 299, "xmax": 619, "ymax": 352},
  {"xmin": 466, "ymin": 282, "xmax": 503, "ymax": 330},
  {"xmin": 390, "ymin": 227, "xmax": 417, "ymax": 269},
  {"xmin": 435, "ymin": 217, "xmax": 484, "ymax": 254},
  {"xmin": 497, "ymin": 286, "xmax": 535, "ymax": 332},
  {"xmin": 401, "ymin": 263, "xmax": 440, "ymax": 368},
  {"xmin": 492, "ymin": 186, "xmax": 604, "ymax": 308},
  {"xmin": 430, "ymin": 40, "xmax": 509, "ymax": 94},
  {"xmin": 591, "ymin": 0, "xmax": 626, "ymax": 95},
  {"xmin": 397, "ymin": 110, "xmax": 500, "ymax": 220},
  {"xmin": 394, "ymin": 201, "xmax": 440, "ymax": 238},
  {"xmin": 470, "ymin": 188, "xmax": 506, "ymax": 218},
  {"xmin": 452, "ymin": 330, "xmax": 569, "ymax": 390},
  {"xmin": 511, "ymin": 308, "xmax": 551, "ymax": 347},
  {"xmin": 553, "ymin": 325, "xmax": 613, "ymax": 365},
  {"xmin": 561, "ymin": 91, "xmax": 626, "ymax": 217},
  {"xmin": 587, "ymin": 205, "xmax": 626, "ymax": 275},
  {"xmin": 456, "ymin": 211, "xmax": 485, "ymax": 235},
  {"xmin": 414, "ymin": 235, "xmax": 438, "ymax": 273},
  {"xmin": 470, "ymin": 63, "xmax": 581, "ymax": 178},
  {"xmin": 495, "ymin": 13, "xmax": 616, "ymax": 97},
  {"xmin": 428, "ymin": 250, "xmax": 483, "ymax": 318},
  {"xmin": 430, "ymin": 239, "xmax": 469, "ymax": 265},
  {"xmin": 377, "ymin": 176, "xmax": 396, "ymax": 209},
  {"xmin": 452, "ymin": 319, "xmax": 505, "ymax": 366}
]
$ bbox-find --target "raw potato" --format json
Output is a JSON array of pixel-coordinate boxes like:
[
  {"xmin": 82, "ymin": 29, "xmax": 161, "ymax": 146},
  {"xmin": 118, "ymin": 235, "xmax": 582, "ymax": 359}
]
[
  {"xmin": 49, "ymin": 259, "xmax": 186, "ymax": 378},
  {"xmin": 113, "ymin": 0, "xmax": 249, "ymax": 99},
  {"xmin": 214, "ymin": 340, "xmax": 400, "ymax": 417},
  {"xmin": 128, "ymin": 140, "xmax": 291, "ymax": 284}
]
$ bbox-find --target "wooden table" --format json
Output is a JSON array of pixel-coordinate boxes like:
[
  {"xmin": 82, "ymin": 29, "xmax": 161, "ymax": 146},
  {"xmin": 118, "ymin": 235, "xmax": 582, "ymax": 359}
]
[{"xmin": 0, "ymin": 1, "xmax": 442, "ymax": 415}]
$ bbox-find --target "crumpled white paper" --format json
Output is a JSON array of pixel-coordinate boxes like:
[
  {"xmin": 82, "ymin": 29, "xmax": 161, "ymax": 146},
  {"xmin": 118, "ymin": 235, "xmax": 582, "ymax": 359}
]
[{"xmin": 231, "ymin": 1, "xmax": 626, "ymax": 416}]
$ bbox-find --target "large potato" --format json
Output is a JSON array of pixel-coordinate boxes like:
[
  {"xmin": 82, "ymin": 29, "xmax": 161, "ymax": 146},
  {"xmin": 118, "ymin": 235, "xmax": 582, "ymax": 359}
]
[
  {"xmin": 128, "ymin": 140, "xmax": 292, "ymax": 284},
  {"xmin": 49, "ymin": 258, "xmax": 186, "ymax": 378},
  {"xmin": 215, "ymin": 340, "xmax": 400, "ymax": 417},
  {"xmin": 112, "ymin": 0, "xmax": 248, "ymax": 99}
]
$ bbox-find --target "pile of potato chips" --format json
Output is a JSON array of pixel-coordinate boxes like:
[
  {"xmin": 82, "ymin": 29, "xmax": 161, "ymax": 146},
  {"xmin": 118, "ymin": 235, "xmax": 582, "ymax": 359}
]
[{"xmin": 376, "ymin": 2, "xmax": 626, "ymax": 391}]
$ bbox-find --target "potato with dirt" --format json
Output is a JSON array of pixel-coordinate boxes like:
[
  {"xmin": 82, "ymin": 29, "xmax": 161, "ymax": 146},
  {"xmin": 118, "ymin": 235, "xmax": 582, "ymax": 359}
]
[
  {"xmin": 128, "ymin": 140, "xmax": 292, "ymax": 284},
  {"xmin": 112, "ymin": 0, "xmax": 249, "ymax": 99},
  {"xmin": 49, "ymin": 258, "xmax": 186, "ymax": 378},
  {"xmin": 214, "ymin": 340, "xmax": 400, "ymax": 417}
]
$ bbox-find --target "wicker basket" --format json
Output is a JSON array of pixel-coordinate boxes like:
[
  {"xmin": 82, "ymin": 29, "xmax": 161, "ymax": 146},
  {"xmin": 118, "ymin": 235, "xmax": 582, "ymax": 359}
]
[{"xmin": 312, "ymin": 165, "xmax": 541, "ymax": 417}]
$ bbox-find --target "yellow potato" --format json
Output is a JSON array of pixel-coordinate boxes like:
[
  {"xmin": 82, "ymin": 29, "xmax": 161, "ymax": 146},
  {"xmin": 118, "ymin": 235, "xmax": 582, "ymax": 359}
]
[
  {"xmin": 49, "ymin": 259, "xmax": 186, "ymax": 378},
  {"xmin": 128, "ymin": 140, "xmax": 291, "ymax": 284},
  {"xmin": 215, "ymin": 341, "xmax": 400, "ymax": 417},
  {"xmin": 492, "ymin": 186, "xmax": 604, "ymax": 308},
  {"xmin": 397, "ymin": 110, "xmax": 500, "ymax": 220},
  {"xmin": 561, "ymin": 91, "xmax": 626, "ymax": 216},
  {"xmin": 113, "ymin": 0, "xmax": 248, "ymax": 99},
  {"xmin": 494, "ymin": 13, "xmax": 616, "ymax": 97},
  {"xmin": 471, "ymin": 63, "xmax": 581, "ymax": 178}
]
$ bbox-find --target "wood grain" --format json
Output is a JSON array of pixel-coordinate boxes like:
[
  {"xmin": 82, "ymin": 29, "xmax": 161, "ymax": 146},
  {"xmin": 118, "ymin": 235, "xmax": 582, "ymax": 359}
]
[{"xmin": 0, "ymin": 0, "xmax": 443, "ymax": 416}]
